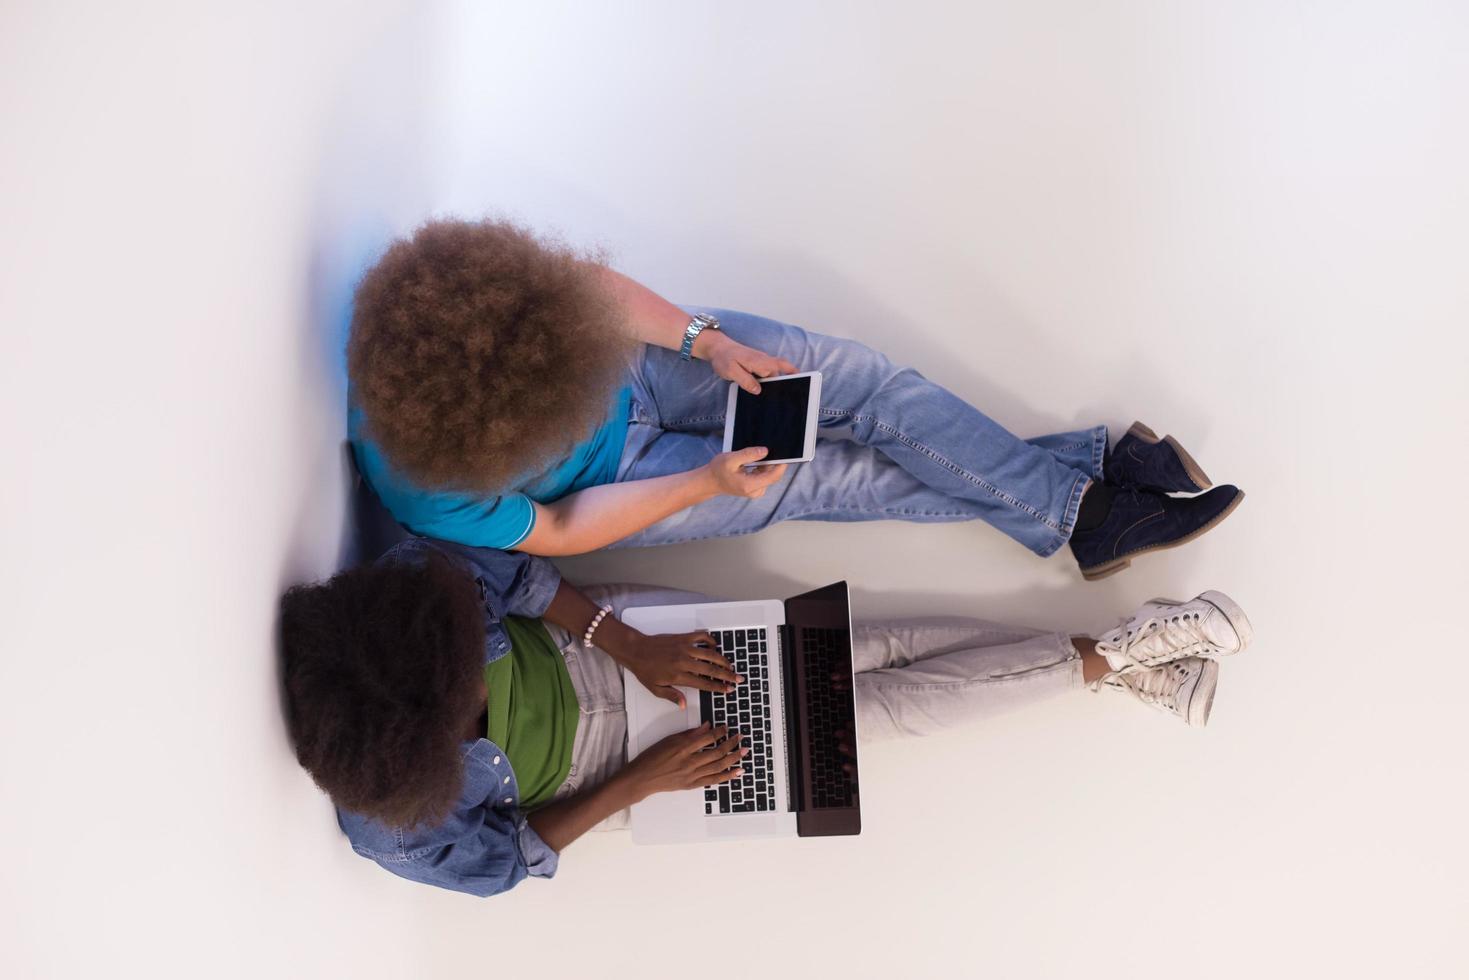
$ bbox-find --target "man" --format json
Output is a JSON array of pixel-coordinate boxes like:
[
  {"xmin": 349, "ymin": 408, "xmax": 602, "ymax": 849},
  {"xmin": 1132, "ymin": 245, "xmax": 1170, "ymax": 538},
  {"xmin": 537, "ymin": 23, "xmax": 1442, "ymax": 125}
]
[
  {"xmin": 347, "ymin": 219, "xmax": 1241, "ymax": 579},
  {"xmin": 279, "ymin": 538, "xmax": 1253, "ymax": 897}
]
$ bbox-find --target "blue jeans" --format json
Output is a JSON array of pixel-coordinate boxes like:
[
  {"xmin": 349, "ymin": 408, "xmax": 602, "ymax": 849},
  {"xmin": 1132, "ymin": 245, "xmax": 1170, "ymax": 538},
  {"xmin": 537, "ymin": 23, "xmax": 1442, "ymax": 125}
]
[{"xmin": 613, "ymin": 308, "xmax": 1106, "ymax": 558}]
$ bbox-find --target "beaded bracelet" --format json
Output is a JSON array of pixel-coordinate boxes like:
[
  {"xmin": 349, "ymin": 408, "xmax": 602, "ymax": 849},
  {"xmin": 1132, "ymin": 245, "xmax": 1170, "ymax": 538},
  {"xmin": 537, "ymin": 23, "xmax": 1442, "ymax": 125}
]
[{"xmin": 582, "ymin": 605, "xmax": 614, "ymax": 648}]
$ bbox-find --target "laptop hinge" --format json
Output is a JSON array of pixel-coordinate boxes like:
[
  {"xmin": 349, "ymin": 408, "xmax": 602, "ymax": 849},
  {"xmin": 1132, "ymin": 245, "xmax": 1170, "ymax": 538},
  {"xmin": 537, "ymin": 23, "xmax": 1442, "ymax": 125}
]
[{"xmin": 778, "ymin": 623, "xmax": 802, "ymax": 813}]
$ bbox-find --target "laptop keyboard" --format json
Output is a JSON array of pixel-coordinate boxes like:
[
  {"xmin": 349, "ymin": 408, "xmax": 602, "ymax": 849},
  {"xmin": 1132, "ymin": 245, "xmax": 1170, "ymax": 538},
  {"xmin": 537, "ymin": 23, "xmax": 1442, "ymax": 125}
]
[
  {"xmin": 699, "ymin": 627, "xmax": 776, "ymax": 815},
  {"xmin": 801, "ymin": 626, "xmax": 857, "ymax": 809}
]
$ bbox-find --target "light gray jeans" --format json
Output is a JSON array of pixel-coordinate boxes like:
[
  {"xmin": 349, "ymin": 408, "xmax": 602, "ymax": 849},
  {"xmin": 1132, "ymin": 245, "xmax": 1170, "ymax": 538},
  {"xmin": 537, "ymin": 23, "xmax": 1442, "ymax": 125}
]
[{"xmin": 545, "ymin": 585, "xmax": 1083, "ymax": 830}]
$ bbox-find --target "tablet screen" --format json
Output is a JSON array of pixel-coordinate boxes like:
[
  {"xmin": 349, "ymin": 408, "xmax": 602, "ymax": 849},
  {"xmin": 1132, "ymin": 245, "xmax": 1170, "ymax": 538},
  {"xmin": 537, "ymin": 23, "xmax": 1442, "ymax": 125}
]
[{"xmin": 730, "ymin": 376, "xmax": 812, "ymax": 460}]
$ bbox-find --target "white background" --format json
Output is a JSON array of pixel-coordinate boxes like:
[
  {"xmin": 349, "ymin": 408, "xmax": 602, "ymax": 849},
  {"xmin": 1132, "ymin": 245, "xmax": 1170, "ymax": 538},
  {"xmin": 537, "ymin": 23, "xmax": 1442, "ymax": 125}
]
[{"xmin": 3, "ymin": 2, "xmax": 1466, "ymax": 978}]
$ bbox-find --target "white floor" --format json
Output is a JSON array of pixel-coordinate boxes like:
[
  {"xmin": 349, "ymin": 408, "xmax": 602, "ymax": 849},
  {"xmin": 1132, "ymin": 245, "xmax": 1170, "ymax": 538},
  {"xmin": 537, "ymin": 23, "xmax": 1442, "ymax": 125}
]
[{"xmin": 3, "ymin": 3, "xmax": 1466, "ymax": 978}]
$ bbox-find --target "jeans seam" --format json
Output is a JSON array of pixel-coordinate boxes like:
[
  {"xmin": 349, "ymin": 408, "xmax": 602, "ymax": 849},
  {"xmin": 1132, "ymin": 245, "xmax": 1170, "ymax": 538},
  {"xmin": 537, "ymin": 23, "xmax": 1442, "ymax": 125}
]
[
  {"xmin": 870, "ymin": 659, "xmax": 1076, "ymax": 692},
  {"xmin": 872, "ymin": 635, "xmax": 1077, "ymax": 692},
  {"xmin": 621, "ymin": 504, "xmax": 976, "ymax": 546},
  {"xmin": 789, "ymin": 506, "xmax": 975, "ymax": 519},
  {"xmin": 1090, "ymin": 425, "xmax": 1108, "ymax": 480},
  {"xmin": 661, "ymin": 413, "xmax": 725, "ymax": 428},
  {"xmin": 1043, "ymin": 471, "xmax": 1091, "ymax": 558},
  {"xmin": 822, "ymin": 408, "xmax": 1064, "ymax": 532}
]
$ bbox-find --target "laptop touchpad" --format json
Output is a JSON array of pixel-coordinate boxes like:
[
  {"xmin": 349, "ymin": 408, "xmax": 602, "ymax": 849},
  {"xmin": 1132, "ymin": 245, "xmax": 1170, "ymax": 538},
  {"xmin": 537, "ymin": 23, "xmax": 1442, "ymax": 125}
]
[{"xmin": 625, "ymin": 674, "xmax": 700, "ymax": 754}]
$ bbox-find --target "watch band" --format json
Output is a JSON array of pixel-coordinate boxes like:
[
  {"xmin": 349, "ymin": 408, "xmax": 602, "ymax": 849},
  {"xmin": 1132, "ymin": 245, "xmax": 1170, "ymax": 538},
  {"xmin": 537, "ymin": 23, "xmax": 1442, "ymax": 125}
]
[{"xmin": 679, "ymin": 313, "xmax": 720, "ymax": 361}]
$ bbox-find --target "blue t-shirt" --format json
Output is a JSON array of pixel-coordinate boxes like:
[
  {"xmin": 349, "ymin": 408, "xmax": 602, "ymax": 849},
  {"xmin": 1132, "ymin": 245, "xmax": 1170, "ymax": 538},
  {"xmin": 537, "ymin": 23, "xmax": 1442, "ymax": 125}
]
[{"xmin": 350, "ymin": 385, "xmax": 633, "ymax": 549}]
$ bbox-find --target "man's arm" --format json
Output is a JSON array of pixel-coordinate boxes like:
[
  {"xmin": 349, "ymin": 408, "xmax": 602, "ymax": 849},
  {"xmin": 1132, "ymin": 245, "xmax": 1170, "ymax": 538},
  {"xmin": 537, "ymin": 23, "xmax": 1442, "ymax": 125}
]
[
  {"xmin": 594, "ymin": 266, "xmax": 696, "ymax": 352},
  {"xmin": 514, "ymin": 447, "xmax": 785, "ymax": 556},
  {"xmin": 594, "ymin": 267, "xmax": 797, "ymax": 394}
]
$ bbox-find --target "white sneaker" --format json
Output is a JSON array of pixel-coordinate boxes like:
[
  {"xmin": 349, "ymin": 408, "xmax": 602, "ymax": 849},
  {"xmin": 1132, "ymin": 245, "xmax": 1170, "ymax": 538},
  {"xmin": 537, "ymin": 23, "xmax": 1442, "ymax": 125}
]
[
  {"xmin": 1096, "ymin": 590, "xmax": 1253, "ymax": 674},
  {"xmin": 1097, "ymin": 657, "xmax": 1218, "ymax": 727}
]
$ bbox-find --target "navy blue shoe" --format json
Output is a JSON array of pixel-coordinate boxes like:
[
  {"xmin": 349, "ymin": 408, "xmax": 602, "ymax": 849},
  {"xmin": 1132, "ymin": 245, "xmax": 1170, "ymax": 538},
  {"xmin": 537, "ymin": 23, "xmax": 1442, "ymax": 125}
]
[
  {"xmin": 1070, "ymin": 484, "xmax": 1244, "ymax": 581},
  {"xmin": 1106, "ymin": 421, "xmax": 1212, "ymax": 494}
]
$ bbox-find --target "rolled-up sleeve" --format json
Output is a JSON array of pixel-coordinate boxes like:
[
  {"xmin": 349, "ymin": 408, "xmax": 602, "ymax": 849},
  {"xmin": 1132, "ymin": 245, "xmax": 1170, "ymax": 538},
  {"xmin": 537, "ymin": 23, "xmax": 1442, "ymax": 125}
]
[
  {"xmin": 340, "ymin": 741, "xmax": 566, "ymax": 900},
  {"xmin": 362, "ymin": 806, "xmax": 555, "ymax": 900},
  {"xmin": 514, "ymin": 812, "xmax": 560, "ymax": 880},
  {"xmin": 430, "ymin": 805, "xmax": 558, "ymax": 898}
]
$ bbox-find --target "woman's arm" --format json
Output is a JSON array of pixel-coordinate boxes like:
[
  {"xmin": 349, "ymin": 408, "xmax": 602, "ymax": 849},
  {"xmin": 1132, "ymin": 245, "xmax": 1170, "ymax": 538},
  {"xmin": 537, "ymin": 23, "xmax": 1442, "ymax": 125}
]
[
  {"xmin": 540, "ymin": 580, "xmax": 742, "ymax": 707},
  {"xmin": 594, "ymin": 267, "xmax": 797, "ymax": 394},
  {"xmin": 515, "ymin": 447, "xmax": 785, "ymax": 556},
  {"xmin": 528, "ymin": 723, "xmax": 744, "ymax": 853},
  {"xmin": 524, "ymin": 771, "xmax": 640, "ymax": 854}
]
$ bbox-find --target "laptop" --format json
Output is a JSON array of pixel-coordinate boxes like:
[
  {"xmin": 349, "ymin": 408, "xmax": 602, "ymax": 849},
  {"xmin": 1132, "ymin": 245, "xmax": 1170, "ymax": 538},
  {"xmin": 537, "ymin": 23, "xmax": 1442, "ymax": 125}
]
[{"xmin": 622, "ymin": 582, "xmax": 861, "ymax": 844}]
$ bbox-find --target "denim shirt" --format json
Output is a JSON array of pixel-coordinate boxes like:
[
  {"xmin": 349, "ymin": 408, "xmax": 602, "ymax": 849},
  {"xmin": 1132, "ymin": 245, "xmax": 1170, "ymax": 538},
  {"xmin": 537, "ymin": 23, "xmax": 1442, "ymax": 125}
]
[{"xmin": 334, "ymin": 538, "xmax": 564, "ymax": 898}]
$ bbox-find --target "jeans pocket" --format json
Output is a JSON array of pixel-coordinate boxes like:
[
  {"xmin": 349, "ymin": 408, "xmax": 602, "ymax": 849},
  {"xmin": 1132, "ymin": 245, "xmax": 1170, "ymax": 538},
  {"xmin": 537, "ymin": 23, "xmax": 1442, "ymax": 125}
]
[{"xmin": 553, "ymin": 770, "xmax": 581, "ymax": 801}]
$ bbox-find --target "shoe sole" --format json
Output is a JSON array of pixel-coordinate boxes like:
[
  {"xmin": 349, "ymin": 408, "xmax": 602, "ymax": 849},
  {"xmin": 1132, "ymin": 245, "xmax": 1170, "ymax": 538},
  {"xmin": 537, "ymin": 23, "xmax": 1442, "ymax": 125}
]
[
  {"xmin": 1146, "ymin": 590, "xmax": 1255, "ymax": 654},
  {"xmin": 1079, "ymin": 490, "xmax": 1246, "ymax": 581},
  {"xmin": 1186, "ymin": 659, "xmax": 1220, "ymax": 727},
  {"xmin": 1126, "ymin": 420, "xmax": 1214, "ymax": 492}
]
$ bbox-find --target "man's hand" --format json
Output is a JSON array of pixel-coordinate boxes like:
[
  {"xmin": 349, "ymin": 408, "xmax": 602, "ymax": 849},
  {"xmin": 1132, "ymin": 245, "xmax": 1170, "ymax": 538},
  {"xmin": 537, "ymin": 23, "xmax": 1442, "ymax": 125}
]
[
  {"xmin": 706, "ymin": 447, "xmax": 787, "ymax": 498},
  {"xmin": 697, "ymin": 331, "xmax": 797, "ymax": 394},
  {"xmin": 618, "ymin": 723, "xmax": 747, "ymax": 802},
  {"xmin": 611, "ymin": 629, "xmax": 744, "ymax": 709}
]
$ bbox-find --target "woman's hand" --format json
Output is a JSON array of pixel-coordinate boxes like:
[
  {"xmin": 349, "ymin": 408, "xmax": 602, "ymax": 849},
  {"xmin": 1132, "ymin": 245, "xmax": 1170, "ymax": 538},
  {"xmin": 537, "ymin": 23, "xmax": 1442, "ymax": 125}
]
[
  {"xmin": 617, "ymin": 723, "xmax": 746, "ymax": 802},
  {"xmin": 611, "ymin": 629, "xmax": 744, "ymax": 709},
  {"xmin": 697, "ymin": 331, "xmax": 797, "ymax": 394}
]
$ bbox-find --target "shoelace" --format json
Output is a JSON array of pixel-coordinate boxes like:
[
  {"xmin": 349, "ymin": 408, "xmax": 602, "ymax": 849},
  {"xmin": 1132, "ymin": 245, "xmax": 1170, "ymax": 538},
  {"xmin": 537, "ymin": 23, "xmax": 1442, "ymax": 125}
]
[
  {"xmin": 1088, "ymin": 660, "xmax": 1190, "ymax": 711},
  {"xmin": 1095, "ymin": 613, "xmax": 1211, "ymax": 674}
]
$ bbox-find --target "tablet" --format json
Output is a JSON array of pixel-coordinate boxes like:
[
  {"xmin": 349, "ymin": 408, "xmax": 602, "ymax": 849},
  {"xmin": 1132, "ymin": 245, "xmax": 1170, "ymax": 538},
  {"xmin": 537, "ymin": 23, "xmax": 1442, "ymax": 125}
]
[{"xmin": 721, "ymin": 371, "xmax": 822, "ymax": 465}]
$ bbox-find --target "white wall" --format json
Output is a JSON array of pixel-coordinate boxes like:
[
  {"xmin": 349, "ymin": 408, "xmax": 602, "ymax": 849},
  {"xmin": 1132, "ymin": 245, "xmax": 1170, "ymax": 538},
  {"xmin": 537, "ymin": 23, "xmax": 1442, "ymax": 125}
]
[
  {"xmin": 3, "ymin": 2, "xmax": 1466, "ymax": 978},
  {"xmin": 1, "ymin": 1, "xmax": 452, "ymax": 975}
]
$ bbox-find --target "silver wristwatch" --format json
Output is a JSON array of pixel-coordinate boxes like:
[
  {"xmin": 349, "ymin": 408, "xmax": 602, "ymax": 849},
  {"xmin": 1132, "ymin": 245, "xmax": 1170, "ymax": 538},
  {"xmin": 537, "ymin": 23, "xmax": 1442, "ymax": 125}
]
[{"xmin": 679, "ymin": 312, "xmax": 721, "ymax": 361}]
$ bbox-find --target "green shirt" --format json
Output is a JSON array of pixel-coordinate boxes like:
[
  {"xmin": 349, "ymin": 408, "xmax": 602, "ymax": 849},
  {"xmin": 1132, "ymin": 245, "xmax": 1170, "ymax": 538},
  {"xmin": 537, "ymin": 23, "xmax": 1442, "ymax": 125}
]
[{"xmin": 483, "ymin": 616, "xmax": 580, "ymax": 810}]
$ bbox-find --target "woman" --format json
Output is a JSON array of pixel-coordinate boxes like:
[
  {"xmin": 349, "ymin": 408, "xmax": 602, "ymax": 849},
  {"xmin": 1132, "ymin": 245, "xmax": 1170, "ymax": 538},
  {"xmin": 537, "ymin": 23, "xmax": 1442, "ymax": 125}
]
[
  {"xmin": 347, "ymin": 218, "xmax": 1242, "ymax": 580},
  {"xmin": 279, "ymin": 538, "xmax": 1253, "ymax": 898}
]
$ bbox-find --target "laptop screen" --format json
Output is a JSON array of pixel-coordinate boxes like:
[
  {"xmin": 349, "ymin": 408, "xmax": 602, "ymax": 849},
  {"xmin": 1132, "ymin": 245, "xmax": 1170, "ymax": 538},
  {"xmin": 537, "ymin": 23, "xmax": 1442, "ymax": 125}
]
[{"xmin": 783, "ymin": 581, "xmax": 861, "ymax": 837}]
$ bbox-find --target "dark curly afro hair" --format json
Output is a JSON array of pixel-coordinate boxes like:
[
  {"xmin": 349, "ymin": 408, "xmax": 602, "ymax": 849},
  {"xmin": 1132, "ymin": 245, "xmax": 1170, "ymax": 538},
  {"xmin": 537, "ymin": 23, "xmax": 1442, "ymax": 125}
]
[
  {"xmin": 347, "ymin": 217, "xmax": 633, "ymax": 494},
  {"xmin": 280, "ymin": 552, "xmax": 486, "ymax": 828}
]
